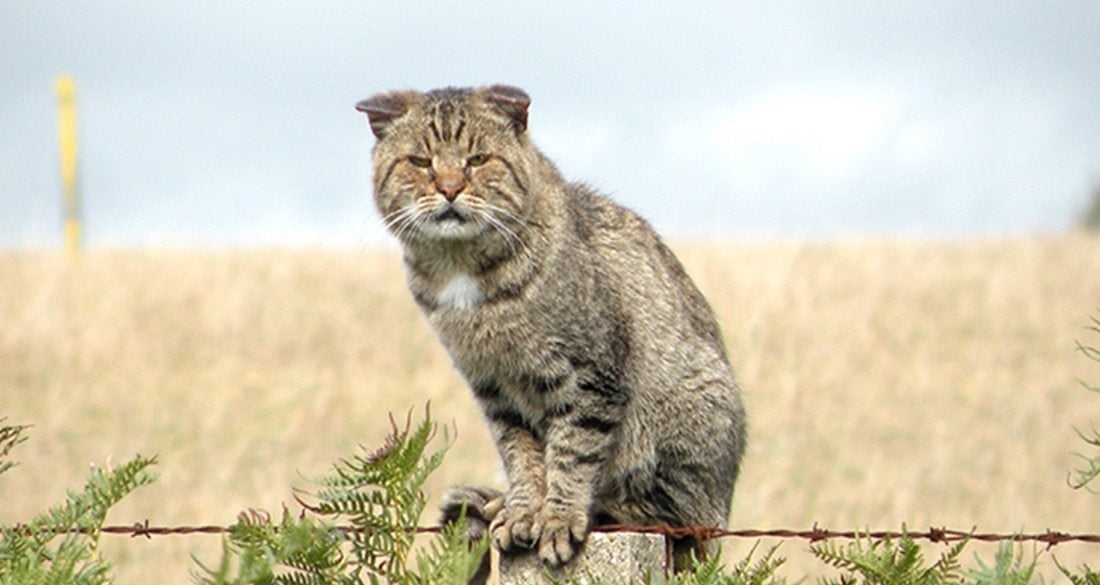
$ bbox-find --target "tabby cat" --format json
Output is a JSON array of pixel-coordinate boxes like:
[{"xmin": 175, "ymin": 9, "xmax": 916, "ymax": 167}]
[{"xmin": 356, "ymin": 85, "xmax": 746, "ymax": 574}]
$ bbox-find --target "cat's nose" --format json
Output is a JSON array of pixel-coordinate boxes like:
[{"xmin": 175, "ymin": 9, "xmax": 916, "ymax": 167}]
[{"xmin": 435, "ymin": 174, "xmax": 466, "ymax": 201}]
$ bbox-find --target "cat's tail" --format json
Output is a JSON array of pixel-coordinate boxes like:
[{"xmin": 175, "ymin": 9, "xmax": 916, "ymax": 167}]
[{"xmin": 439, "ymin": 485, "xmax": 504, "ymax": 585}]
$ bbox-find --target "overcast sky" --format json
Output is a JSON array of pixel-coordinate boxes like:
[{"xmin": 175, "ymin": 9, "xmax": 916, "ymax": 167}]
[{"xmin": 2, "ymin": 2, "xmax": 1098, "ymax": 247}]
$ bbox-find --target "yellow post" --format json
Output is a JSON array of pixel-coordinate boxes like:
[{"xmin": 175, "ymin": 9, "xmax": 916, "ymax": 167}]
[{"xmin": 56, "ymin": 75, "xmax": 82, "ymax": 254}]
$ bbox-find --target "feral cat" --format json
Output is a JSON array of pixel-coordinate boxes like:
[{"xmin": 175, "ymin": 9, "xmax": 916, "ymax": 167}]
[{"xmin": 356, "ymin": 85, "xmax": 746, "ymax": 572}]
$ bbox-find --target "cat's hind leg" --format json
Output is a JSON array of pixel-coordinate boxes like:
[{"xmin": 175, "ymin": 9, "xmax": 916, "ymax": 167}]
[{"xmin": 439, "ymin": 485, "xmax": 504, "ymax": 585}]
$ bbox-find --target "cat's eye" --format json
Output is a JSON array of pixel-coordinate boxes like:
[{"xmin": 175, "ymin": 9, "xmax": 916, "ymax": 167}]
[
  {"xmin": 466, "ymin": 154, "xmax": 491, "ymax": 167},
  {"xmin": 407, "ymin": 156, "xmax": 433, "ymax": 168}
]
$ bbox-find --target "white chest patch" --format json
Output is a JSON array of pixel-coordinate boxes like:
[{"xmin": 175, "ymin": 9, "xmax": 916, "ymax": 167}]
[{"xmin": 437, "ymin": 274, "xmax": 484, "ymax": 310}]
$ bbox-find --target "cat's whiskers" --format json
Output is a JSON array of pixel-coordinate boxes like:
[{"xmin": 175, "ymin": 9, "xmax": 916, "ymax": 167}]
[
  {"xmin": 380, "ymin": 205, "xmax": 415, "ymax": 226},
  {"xmin": 468, "ymin": 200, "xmax": 531, "ymax": 261},
  {"xmin": 381, "ymin": 207, "xmax": 418, "ymax": 241},
  {"xmin": 379, "ymin": 207, "xmax": 411, "ymax": 236},
  {"xmin": 408, "ymin": 199, "xmax": 441, "ymax": 240},
  {"xmin": 485, "ymin": 202, "xmax": 551, "ymax": 255},
  {"xmin": 479, "ymin": 201, "xmax": 523, "ymax": 226},
  {"xmin": 384, "ymin": 201, "xmax": 434, "ymax": 243},
  {"xmin": 482, "ymin": 213, "xmax": 526, "ymax": 259},
  {"xmin": 482, "ymin": 192, "xmax": 550, "ymax": 245}
]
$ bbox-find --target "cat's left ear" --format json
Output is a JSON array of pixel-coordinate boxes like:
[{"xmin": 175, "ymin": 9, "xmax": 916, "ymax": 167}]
[
  {"xmin": 355, "ymin": 91, "xmax": 415, "ymax": 138},
  {"xmin": 484, "ymin": 85, "xmax": 531, "ymax": 132}
]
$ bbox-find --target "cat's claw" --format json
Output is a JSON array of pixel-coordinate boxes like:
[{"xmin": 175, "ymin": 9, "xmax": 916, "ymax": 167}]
[
  {"xmin": 490, "ymin": 503, "xmax": 540, "ymax": 552},
  {"xmin": 492, "ymin": 503, "xmax": 588, "ymax": 565},
  {"xmin": 532, "ymin": 508, "xmax": 588, "ymax": 566}
]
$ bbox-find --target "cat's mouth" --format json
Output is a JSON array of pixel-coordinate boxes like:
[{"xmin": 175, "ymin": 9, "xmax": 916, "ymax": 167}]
[
  {"xmin": 433, "ymin": 208, "xmax": 467, "ymax": 223},
  {"xmin": 420, "ymin": 205, "xmax": 483, "ymax": 241}
]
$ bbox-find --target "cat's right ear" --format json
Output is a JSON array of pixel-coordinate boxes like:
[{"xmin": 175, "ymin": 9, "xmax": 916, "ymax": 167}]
[
  {"xmin": 484, "ymin": 85, "xmax": 531, "ymax": 133},
  {"xmin": 355, "ymin": 92, "xmax": 413, "ymax": 139}
]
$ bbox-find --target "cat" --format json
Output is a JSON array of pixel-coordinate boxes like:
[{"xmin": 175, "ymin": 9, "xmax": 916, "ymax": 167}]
[{"xmin": 356, "ymin": 84, "xmax": 746, "ymax": 576}]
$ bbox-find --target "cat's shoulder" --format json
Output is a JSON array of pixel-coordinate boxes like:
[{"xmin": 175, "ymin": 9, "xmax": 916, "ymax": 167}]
[{"xmin": 561, "ymin": 183, "xmax": 660, "ymax": 247}]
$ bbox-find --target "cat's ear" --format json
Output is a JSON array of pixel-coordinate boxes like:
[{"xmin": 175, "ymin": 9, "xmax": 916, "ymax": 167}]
[
  {"xmin": 483, "ymin": 85, "xmax": 531, "ymax": 132},
  {"xmin": 355, "ymin": 91, "xmax": 416, "ymax": 139}
]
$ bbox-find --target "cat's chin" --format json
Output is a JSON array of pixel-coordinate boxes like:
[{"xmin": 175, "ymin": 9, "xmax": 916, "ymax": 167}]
[{"xmin": 417, "ymin": 218, "xmax": 486, "ymax": 242}]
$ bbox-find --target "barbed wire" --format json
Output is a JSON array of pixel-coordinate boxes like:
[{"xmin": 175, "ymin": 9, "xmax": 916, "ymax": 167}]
[
  {"xmin": 13, "ymin": 520, "xmax": 1096, "ymax": 549},
  {"xmin": 595, "ymin": 524, "xmax": 1100, "ymax": 549}
]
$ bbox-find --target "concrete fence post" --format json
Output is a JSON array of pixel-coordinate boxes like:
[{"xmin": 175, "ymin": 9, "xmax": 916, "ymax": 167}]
[{"xmin": 499, "ymin": 532, "xmax": 667, "ymax": 584}]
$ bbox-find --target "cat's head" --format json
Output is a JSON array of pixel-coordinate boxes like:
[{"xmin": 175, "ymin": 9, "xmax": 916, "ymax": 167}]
[{"xmin": 356, "ymin": 85, "xmax": 536, "ymax": 245}]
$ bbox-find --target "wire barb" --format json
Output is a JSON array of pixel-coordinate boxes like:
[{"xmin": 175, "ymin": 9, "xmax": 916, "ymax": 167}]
[{"xmin": 17, "ymin": 521, "xmax": 1095, "ymax": 547}]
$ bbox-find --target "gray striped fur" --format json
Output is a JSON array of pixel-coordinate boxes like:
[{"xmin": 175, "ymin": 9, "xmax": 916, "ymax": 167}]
[{"xmin": 358, "ymin": 85, "xmax": 746, "ymax": 572}]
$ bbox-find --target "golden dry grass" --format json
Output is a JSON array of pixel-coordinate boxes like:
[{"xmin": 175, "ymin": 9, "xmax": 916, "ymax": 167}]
[{"xmin": 2, "ymin": 235, "xmax": 1099, "ymax": 581}]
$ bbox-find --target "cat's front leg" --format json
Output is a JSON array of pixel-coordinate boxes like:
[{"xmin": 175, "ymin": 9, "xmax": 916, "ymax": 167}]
[
  {"xmin": 532, "ymin": 391, "xmax": 624, "ymax": 565},
  {"xmin": 483, "ymin": 413, "xmax": 547, "ymax": 552}
]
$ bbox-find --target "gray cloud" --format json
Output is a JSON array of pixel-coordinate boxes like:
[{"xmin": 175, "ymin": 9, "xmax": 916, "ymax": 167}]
[{"xmin": 2, "ymin": 1, "xmax": 1097, "ymax": 246}]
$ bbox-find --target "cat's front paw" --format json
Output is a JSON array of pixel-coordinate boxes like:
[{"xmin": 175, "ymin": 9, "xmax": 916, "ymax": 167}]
[
  {"xmin": 531, "ymin": 506, "xmax": 588, "ymax": 566},
  {"xmin": 490, "ymin": 501, "xmax": 541, "ymax": 552}
]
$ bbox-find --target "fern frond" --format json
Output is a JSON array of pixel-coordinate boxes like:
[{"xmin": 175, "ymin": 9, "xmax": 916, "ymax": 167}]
[
  {"xmin": 196, "ymin": 406, "xmax": 457, "ymax": 585},
  {"xmin": 921, "ymin": 533, "xmax": 968, "ymax": 583},
  {"xmin": 810, "ymin": 538, "xmax": 863, "ymax": 574},
  {"xmin": 1055, "ymin": 556, "xmax": 1100, "ymax": 585},
  {"xmin": 811, "ymin": 530, "xmax": 972, "ymax": 585},
  {"xmin": 1071, "ymin": 313, "xmax": 1100, "ymax": 490},
  {"xmin": 967, "ymin": 541, "xmax": 1038, "ymax": 585},
  {"xmin": 407, "ymin": 506, "xmax": 490, "ymax": 585},
  {"xmin": 730, "ymin": 543, "xmax": 787, "ymax": 585},
  {"xmin": 0, "ymin": 419, "xmax": 29, "ymax": 478},
  {"xmin": 1, "ymin": 453, "xmax": 156, "ymax": 585}
]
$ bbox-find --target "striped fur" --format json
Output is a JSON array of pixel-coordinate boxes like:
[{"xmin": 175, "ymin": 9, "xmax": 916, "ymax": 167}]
[{"xmin": 358, "ymin": 85, "xmax": 746, "ymax": 573}]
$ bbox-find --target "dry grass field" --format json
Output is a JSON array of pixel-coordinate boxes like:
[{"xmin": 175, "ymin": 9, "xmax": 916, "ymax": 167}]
[{"xmin": 2, "ymin": 235, "xmax": 1099, "ymax": 582}]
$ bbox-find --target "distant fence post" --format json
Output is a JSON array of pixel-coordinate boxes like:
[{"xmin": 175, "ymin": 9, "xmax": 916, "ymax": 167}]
[
  {"xmin": 498, "ymin": 532, "xmax": 666, "ymax": 585},
  {"xmin": 55, "ymin": 74, "xmax": 82, "ymax": 255}
]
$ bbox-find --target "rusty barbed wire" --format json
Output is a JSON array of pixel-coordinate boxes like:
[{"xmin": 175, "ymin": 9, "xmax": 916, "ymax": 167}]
[
  {"xmin": 11, "ymin": 521, "xmax": 1095, "ymax": 548},
  {"xmin": 595, "ymin": 524, "xmax": 1100, "ymax": 549}
]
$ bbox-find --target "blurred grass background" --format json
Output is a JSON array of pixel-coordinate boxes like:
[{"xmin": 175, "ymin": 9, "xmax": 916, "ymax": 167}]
[{"xmin": 2, "ymin": 235, "xmax": 1099, "ymax": 581}]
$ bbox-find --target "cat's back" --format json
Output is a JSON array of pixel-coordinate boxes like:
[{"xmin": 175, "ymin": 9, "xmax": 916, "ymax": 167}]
[{"xmin": 560, "ymin": 183, "xmax": 728, "ymax": 353}]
